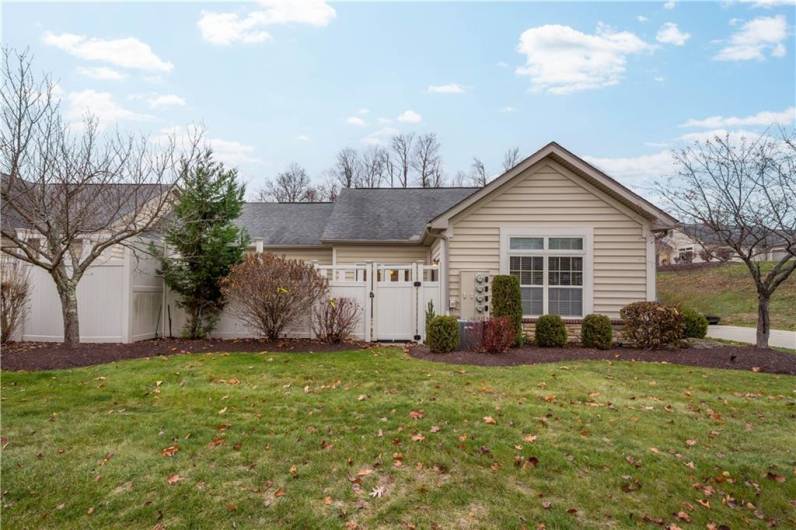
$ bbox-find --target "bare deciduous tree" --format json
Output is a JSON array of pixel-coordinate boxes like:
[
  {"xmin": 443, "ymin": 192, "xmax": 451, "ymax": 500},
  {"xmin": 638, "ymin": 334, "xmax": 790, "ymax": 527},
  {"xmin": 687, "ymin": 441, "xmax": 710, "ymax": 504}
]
[
  {"xmin": 470, "ymin": 157, "xmax": 488, "ymax": 187},
  {"xmin": 0, "ymin": 49, "xmax": 187, "ymax": 347},
  {"xmin": 360, "ymin": 146, "xmax": 387, "ymax": 188},
  {"xmin": 333, "ymin": 148, "xmax": 362, "ymax": 189},
  {"xmin": 502, "ymin": 146, "xmax": 521, "ymax": 171},
  {"xmin": 257, "ymin": 163, "xmax": 313, "ymax": 202},
  {"xmin": 412, "ymin": 133, "xmax": 442, "ymax": 188},
  {"xmin": 391, "ymin": 133, "xmax": 414, "ymax": 187},
  {"xmin": 657, "ymin": 132, "xmax": 796, "ymax": 348}
]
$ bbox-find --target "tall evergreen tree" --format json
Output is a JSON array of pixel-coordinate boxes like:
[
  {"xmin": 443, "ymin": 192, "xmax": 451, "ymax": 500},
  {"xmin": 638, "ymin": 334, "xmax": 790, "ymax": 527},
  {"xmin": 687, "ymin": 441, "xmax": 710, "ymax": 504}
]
[{"xmin": 155, "ymin": 149, "xmax": 248, "ymax": 338}]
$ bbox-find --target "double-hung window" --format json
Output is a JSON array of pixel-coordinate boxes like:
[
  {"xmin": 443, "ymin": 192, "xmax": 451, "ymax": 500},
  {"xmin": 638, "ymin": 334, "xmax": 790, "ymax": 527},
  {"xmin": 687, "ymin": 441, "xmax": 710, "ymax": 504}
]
[{"xmin": 505, "ymin": 233, "xmax": 588, "ymax": 318}]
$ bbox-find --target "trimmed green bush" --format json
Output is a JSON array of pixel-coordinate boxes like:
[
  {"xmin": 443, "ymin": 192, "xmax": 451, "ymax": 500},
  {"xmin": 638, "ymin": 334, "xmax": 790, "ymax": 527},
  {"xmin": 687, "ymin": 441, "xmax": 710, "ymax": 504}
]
[
  {"xmin": 427, "ymin": 316, "xmax": 459, "ymax": 353},
  {"xmin": 535, "ymin": 314, "xmax": 567, "ymax": 347},
  {"xmin": 681, "ymin": 307, "xmax": 708, "ymax": 339},
  {"xmin": 491, "ymin": 275, "xmax": 523, "ymax": 345},
  {"xmin": 620, "ymin": 301, "xmax": 683, "ymax": 349},
  {"xmin": 581, "ymin": 314, "xmax": 613, "ymax": 350}
]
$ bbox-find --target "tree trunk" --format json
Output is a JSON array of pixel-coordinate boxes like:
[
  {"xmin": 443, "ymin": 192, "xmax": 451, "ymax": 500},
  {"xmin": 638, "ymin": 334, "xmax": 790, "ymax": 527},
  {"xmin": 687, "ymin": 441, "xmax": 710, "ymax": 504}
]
[
  {"xmin": 56, "ymin": 280, "xmax": 80, "ymax": 347},
  {"xmin": 756, "ymin": 294, "xmax": 770, "ymax": 349}
]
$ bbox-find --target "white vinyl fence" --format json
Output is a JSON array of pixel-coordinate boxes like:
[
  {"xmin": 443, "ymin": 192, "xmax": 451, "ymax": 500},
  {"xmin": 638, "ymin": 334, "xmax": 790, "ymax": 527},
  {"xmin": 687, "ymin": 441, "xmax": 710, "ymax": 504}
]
[{"xmin": 8, "ymin": 249, "xmax": 439, "ymax": 344}]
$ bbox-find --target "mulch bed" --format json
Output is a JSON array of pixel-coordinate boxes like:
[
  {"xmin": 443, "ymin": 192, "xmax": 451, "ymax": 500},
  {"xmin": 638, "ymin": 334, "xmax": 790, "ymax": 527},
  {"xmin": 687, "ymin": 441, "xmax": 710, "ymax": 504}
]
[
  {"xmin": 409, "ymin": 344, "xmax": 796, "ymax": 375},
  {"xmin": 1, "ymin": 338, "xmax": 366, "ymax": 372}
]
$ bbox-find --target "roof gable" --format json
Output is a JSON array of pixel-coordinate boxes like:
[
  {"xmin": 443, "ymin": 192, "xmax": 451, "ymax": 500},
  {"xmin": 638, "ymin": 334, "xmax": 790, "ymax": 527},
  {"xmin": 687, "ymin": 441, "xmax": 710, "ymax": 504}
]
[{"xmin": 429, "ymin": 142, "xmax": 677, "ymax": 230}]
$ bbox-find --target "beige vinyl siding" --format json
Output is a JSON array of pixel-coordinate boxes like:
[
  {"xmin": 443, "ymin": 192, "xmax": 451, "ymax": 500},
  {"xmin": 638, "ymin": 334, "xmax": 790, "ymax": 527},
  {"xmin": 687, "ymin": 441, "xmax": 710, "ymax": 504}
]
[
  {"xmin": 430, "ymin": 238, "xmax": 443, "ymax": 263},
  {"xmin": 448, "ymin": 160, "xmax": 648, "ymax": 319},
  {"xmin": 334, "ymin": 245, "xmax": 429, "ymax": 265},
  {"xmin": 262, "ymin": 247, "xmax": 333, "ymax": 265}
]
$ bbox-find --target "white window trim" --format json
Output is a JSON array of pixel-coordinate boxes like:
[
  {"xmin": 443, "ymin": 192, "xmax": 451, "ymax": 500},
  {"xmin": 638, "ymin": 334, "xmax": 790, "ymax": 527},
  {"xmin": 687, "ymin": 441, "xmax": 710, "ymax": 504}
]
[{"xmin": 499, "ymin": 225, "xmax": 594, "ymax": 317}]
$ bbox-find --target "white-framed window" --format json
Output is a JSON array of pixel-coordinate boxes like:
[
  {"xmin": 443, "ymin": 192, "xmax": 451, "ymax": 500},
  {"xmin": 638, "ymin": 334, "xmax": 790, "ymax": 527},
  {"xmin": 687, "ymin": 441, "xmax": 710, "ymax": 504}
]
[{"xmin": 500, "ymin": 227, "xmax": 593, "ymax": 318}]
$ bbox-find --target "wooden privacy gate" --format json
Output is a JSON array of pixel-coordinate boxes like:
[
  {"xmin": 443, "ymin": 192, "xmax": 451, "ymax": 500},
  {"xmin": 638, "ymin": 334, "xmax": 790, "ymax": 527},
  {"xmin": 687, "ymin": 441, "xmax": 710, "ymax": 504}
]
[{"xmin": 317, "ymin": 263, "xmax": 440, "ymax": 342}]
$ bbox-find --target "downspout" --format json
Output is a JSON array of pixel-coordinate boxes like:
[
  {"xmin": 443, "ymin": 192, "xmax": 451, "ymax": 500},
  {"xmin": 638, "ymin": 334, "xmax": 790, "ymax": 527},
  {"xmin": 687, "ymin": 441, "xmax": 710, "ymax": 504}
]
[{"xmin": 427, "ymin": 229, "xmax": 450, "ymax": 316}]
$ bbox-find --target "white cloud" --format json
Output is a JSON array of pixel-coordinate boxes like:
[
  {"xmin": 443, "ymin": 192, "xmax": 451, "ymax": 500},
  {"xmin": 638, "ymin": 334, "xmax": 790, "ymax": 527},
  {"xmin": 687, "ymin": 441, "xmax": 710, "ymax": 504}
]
[
  {"xmin": 654, "ymin": 75, "xmax": 665, "ymax": 82},
  {"xmin": 346, "ymin": 116, "xmax": 367, "ymax": 127},
  {"xmin": 737, "ymin": 0, "xmax": 796, "ymax": 7},
  {"xmin": 66, "ymin": 90, "xmax": 153, "ymax": 127},
  {"xmin": 584, "ymin": 150, "xmax": 676, "ymax": 183},
  {"xmin": 499, "ymin": 106, "xmax": 518, "ymax": 113},
  {"xmin": 663, "ymin": 0, "xmax": 676, "ymax": 9},
  {"xmin": 156, "ymin": 125, "xmax": 264, "ymax": 167},
  {"xmin": 427, "ymin": 83, "xmax": 466, "ymax": 94},
  {"xmin": 496, "ymin": 61, "xmax": 510, "ymax": 68},
  {"xmin": 397, "ymin": 110, "xmax": 422, "ymax": 124},
  {"xmin": 43, "ymin": 32, "xmax": 173, "ymax": 72},
  {"xmin": 133, "ymin": 93, "xmax": 187, "ymax": 109},
  {"xmin": 357, "ymin": 108, "xmax": 369, "ymax": 115},
  {"xmin": 680, "ymin": 106, "xmax": 796, "ymax": 128},
  {"xmin": 77, "ymin": 66, "xmax": 126, "ymax": 81},
  {"xmin": 296, "ymin": 134, "xmax": 311, "ymax": 142},
  {"xmin": 714, "ymin": 15, "xmax": 787, "ymax": 61},
  {"xmin": 656, "ymin": 22, "xmax": 690, "ymax": 46},
  {"xmin": 361, "ymin": 127, "xmax": 399, "ymax": 146},
  {"xmin": 677, "ymin": 129, "xmax": 765, "ymax": 143},
  {"xmin": 515, "ymin": 23, "xmax": 654, "ymax": 94},
  {"xmin": 198, "ymin": 0, "xmax": 335, "ymax": 45},
  {"xmin": 377, "ymin": 117, "xmax": 393, "ymax": 125},
  {"xmin": 637, "ymin": 16, "xmax": 649, "ymax": 23}
]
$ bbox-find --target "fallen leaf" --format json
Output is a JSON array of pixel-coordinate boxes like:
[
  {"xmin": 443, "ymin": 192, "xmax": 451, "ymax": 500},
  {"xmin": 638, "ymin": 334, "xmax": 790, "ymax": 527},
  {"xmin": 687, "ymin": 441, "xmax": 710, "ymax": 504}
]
[
  {"xmin": 686, "ymin": 439, "xmax": 697, "ymax": 447},
  {"xmin": 323, "ymin": 496, "xmax": 333, "ymax": 505},
  {"xmin": 226, "ymin": 503, "xmax": 237, "ymax": 512},
  {"xmin": 523, "ymin": 434, "xmax": 538, "ymax": 443},
  {"xmin": 409, "ymin": 410, "xmax": 425, "ymax": 420},
  {"xmin": 289, "ymin": 464, "xmax": 298, "ymax": 477},
  {"xmin": 208, "ymin": 437, "xmax": 224, "ymax": 448},
  {"xmin": 218, "ymin": 407, "xmax": 228, "ymax": 415},
  {"xmin": 675, "ymin": 511, "xmax": 691, "ymax": 522},
  {"xmin": 161, "ymin": 445, "xmax": 179, "ymax": 457},
  {"xmin": 411, "ymin": 433, "xmax": 425, "ymax": 442},
  {"xmin": 86, "ymin": 506, "xmax": 95, "ymax": 515},
  {"xmin": 167, "ymin": 474, "xmax": 183, "ymax": 485},
  {"xmin": 430, "ymin": 425, "xmax": 441, "ymax": 433},
  {"xmin": 766, "ymin": 471, "xmax": 785, "ymax": 483},
  {"xmin": 274, "ymin": 488, "xmax": 285, "ymax": 497},
  {"xmin": 483, "ymin": 416, "xmax": 497, "ymax": 425},
  {"xmin": 369, "ymin": 485, "xmax": 385, "ymax": 498},
  {"xmin": 357, "ymin": 395, "xmax": 367, "ymax": 401}
]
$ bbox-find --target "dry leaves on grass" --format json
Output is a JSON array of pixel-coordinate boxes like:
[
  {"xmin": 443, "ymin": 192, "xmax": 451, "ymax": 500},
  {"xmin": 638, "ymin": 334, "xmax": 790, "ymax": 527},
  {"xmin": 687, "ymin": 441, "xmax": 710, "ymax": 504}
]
[
  {"xmin": 483, "ymin": 416, "xmax": 496, "ymax": 425},
  {"xmin": 161, "ymin": 445, "xmax": 179, "ymax": 457},
  {"xmin": 167, "ymin": 474, "xmax": 184, "ymax": 485},
  {"xmin": 409, "ymin": 410, "xmax": 425, "ymax": 420}
]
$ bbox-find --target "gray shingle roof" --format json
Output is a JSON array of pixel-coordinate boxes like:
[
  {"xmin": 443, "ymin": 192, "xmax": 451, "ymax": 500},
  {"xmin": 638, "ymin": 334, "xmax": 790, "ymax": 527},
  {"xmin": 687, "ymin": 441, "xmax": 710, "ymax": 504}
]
[
  {"xmin": 320, "ymin": 188, "xmax": 478, "ymax": 242},
  {"xmin": 237, "ymin": 202, "xmax": 335, "ymax": 246}
]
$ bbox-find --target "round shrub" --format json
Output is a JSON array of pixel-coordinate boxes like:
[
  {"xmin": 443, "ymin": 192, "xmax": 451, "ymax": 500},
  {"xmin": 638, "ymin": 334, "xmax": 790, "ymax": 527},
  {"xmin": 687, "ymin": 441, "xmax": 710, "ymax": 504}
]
[
  {"xmin": 581, "ymin": 314, "xmax": 613, "ymax": 350},
  {"xmin": 491, "ymin": 275, "xmax": 523, "ymax": 345},
  {"xmin": 620, "ymin": 301, "xmax": 683, "ymax": 349},
  {"xmin": 681, "ymin": 307, "xmax": 708, "ymax": 339},
  {"xmin": 535, "ymin": 314, "xmax": 567, "ymax": 347},
  {"xmin": 427, "ymin": 315, "xmax": 459, "ymax": 353},
  {"xmin": 482, "ymin": 316, "xmax": 515, "ymax": 353}
]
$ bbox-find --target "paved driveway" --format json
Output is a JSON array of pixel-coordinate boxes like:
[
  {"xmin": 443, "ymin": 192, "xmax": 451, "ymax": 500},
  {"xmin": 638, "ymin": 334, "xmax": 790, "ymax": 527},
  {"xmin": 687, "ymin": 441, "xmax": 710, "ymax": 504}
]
[{"xmin": 707, "ymin": 325, "xmax": 796, "ymax": 349}]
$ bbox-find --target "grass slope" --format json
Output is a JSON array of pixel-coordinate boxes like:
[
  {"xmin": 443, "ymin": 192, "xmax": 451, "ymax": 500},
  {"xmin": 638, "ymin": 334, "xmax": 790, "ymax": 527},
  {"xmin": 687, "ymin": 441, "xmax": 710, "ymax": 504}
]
[
  {"xmin": 658, "ymin": 263, "xmax": 796, "ymax": 330},
  {"xmin": 2, "ymin": 348, "xmax": 795, "ymax": 529}
]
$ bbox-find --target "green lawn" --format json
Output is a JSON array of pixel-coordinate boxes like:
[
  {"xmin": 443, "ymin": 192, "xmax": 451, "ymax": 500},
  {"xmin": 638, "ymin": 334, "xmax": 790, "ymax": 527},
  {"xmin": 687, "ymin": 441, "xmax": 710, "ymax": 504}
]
[
  {"xmin": 2, "ymin": 348, "xmax": 794, "ymax": 529},
  {"xmin": 658, "ymin": 262, "xmax": 796, "ymax": 330}
]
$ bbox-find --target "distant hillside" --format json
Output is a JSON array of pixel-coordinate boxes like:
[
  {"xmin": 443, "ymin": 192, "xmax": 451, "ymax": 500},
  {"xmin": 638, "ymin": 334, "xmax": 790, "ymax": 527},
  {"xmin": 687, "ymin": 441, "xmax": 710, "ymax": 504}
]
[{"xmin": 657, "ymin": 263, "xmax": 796, "ymax": 331}]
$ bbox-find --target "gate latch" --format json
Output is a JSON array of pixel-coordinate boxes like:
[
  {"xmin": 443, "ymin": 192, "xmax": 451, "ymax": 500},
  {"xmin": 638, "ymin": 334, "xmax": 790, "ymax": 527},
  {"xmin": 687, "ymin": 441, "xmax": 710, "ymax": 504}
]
[
  {"xmin": 413, "ymin": 281, "xmax": 421, "ymax": 287},
  {"xmin": 369, "ymin": 291, "xmax": 375, "ymax": 298}
]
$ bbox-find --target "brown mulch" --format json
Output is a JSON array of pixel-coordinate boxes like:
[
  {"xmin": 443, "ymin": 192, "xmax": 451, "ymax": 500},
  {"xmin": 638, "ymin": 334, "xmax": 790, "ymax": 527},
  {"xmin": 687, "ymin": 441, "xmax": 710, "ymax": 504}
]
[
  {"xmin": 1, "ymin": 338, "xmax": 366, "ymax": 372},
  {"xmin": 409, "ymin": 343, "xmax": 796, "ymax": 375}
]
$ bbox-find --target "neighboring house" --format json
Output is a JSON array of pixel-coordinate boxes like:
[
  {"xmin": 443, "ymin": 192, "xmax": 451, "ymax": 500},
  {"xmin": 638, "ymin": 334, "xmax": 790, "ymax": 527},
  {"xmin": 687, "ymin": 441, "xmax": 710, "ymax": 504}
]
[
  {"xmin": 657, "ymin": 224, "xmax": 792, "ymax": 266},
  {"xmin": 4, "ymin": 142, "xmax": 678, "ymax": 343}
]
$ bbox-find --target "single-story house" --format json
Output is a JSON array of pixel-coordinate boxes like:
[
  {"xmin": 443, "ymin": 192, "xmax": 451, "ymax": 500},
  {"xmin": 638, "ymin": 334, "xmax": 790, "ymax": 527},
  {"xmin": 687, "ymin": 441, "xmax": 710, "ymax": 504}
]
[
  {"xmin": 3, "ymin": 142, "xmax": 678, "ymax": 343},
  {"xmin": 657, "ymin": 223, "xmax": 792, "ymax": 266}
]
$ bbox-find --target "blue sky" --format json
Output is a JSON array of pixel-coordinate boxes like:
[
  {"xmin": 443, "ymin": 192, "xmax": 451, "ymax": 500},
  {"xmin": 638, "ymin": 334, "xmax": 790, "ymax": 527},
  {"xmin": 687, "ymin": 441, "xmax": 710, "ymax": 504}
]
[{"xmin": 2, "ymin": 1, "xmax": 795, "ymax": 198}]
